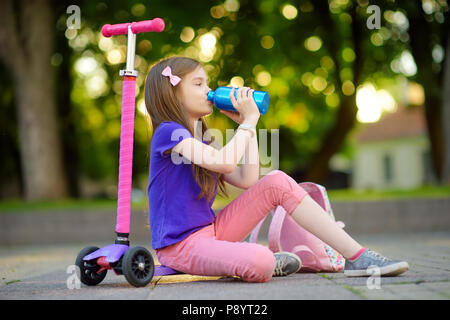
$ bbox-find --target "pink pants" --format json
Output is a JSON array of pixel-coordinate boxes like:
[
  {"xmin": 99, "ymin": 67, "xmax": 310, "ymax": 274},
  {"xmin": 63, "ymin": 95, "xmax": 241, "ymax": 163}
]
[{"xmin": 155, "ymin": 170, "xmax": 308, "ymax": 283}]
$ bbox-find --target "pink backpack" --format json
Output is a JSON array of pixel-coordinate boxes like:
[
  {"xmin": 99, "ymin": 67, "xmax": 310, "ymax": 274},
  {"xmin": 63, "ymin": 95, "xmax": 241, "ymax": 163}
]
[{"xmin": 249, "ymin": 182, "xmax": 345, "ymax": 272}]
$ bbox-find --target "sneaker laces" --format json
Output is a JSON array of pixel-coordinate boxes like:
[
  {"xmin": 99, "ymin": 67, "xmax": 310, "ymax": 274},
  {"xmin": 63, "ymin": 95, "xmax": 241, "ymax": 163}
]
[
  {"xmin": 367, "ymin": 250, "xmax": 389, "ymax": 263},
  {"xmin": 273, "ymin": 255, "xmax": 289, "ymax": 276}
]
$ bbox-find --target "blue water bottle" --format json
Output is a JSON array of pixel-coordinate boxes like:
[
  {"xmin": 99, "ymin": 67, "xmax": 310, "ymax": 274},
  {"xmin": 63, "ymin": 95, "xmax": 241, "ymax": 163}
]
[{"xmin": 207, "ymin": 86, "xmax": 269, "ymax": 115}]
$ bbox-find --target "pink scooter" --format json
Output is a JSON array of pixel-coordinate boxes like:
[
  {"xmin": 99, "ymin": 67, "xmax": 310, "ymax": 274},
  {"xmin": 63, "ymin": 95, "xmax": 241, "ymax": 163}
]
[{"xmin": 75, "ymin": 18, "xmax": 180, "ymax": 287}]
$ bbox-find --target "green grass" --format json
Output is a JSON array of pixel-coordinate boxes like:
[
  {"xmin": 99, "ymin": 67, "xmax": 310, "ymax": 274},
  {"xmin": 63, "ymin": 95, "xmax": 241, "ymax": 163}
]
[
  {"xmin": 0, "ymin": 198, "xmax": 147, "ymax": 213},
  {"xmin": 343, "ymin": 285, "xmax": 367, "ymax": 299},
  {"xmin": 213, "ymin": 184, "xmax": 450, "ymax": 209},
  {"xmin": 327, "ymin": 185, "xmax": 450, "ymax": 202},
  {"xmin": 0, "ymin": 185, "xmax": 448, "ymax": 213},
  {"xmin": 318, "ymin": 274, "xmax": 334, "ymax": 280}
]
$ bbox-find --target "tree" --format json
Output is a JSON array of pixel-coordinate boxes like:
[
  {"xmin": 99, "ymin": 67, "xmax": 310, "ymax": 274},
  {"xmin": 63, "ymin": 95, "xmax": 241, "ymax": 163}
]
[
  {"xmin": 403, "ymin": 0, "xmax": 449, "ymax": 183},
  {"xmin": 302, "ymin": 1, "xmax": 365, "ymax": 183},
  {"xmin": 298, "ymin": 0, "xmax": 449, "ymax": 185},
  {"xmin": 1, "ymin": 0, "xmax": 447, "ymax": 201},
  {"xmin": 443, "ymin": 31, "xmax": 450, "ymax": 183},
  {"xmin": 0, "ymin": 0, "xmax": 69, "ymax": 200}
]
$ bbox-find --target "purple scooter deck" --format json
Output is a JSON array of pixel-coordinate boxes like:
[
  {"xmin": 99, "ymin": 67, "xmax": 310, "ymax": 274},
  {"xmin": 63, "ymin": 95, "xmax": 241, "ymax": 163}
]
[
  {"xmin": 84, "ymin": 244, "xmax": 182, "ymax": 277},
  {"xmin": 154, "ymin": 265, "xmax": 182, "ymax": 276}
]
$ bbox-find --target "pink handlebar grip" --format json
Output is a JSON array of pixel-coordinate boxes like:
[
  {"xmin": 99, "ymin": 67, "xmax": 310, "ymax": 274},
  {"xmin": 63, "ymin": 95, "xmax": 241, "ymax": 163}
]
[
  {"xmin": 132, "ymin": 19, "xmax": 165, "ymax": 34},
  {"xmin": 102, "ymin": 18, "xmax": 165, "ymax": 37},
  {"xmin": 115, "ymin": 76, "xmax": 137, "ymax": 234}
]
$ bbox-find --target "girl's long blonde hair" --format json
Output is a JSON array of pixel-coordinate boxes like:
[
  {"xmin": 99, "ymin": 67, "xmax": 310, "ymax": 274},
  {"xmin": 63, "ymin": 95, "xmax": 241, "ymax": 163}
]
[{"xmin": 145, "ymin": 56, "xmax": 228, "ymax": 202}]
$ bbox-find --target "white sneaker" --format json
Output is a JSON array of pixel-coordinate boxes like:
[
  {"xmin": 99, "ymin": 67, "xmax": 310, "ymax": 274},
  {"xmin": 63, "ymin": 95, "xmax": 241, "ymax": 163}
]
[
  {"xmin": 273, "ymin": 252, "xmax": 302, "ymax": 276},
  {"xmin": 344, "ymin": 249, "xmax": 409, "ymax": 277}
]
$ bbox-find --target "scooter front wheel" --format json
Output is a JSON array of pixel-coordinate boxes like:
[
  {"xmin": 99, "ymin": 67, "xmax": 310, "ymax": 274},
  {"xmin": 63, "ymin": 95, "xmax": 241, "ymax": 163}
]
[
  {"xmin": 75, "ymin": 246, "xmax": 107, "ymax": 286},
  {"xmin": 122, "ymin": 246, "xmax": 154, "ymax": 287}
]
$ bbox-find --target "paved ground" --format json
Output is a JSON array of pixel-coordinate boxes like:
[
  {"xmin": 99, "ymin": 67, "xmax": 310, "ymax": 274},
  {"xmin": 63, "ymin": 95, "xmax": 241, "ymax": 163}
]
[{"xmin": 0, "ymin": 232, "xmax": 449, "ymax": 300}]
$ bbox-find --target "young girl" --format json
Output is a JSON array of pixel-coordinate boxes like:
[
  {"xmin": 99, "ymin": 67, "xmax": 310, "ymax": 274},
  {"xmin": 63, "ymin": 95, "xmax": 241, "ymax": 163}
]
[{"xmin": 145, "ymin": 56, "xmax": 409, "ymax": 283}]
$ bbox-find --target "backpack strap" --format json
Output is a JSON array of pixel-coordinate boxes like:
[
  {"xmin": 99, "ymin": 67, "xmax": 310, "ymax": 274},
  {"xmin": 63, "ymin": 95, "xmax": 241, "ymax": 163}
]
[
  {"xmin": 263, "ymin": 209, "xmax": 325, "ymax": 272},
  {"xmin": 291, "ymin": 244, "xmax": 322, "ymax": 271},
  {"xmin": 267, "ymin": 207, "xmax": 324, "ymax": 271},
  {"xmin": 248, "ymin": 182, "xmax": 346, "ymax": 273},
  {"xmin": 299, "ymin": 182, "xmax": 326, "ymax": 210},
  {"xmin": 267, "ymin": 206, "xmax": 287, "ymax": 253},
  {"xmin": 248, "ymin": 207, "xmax": 285, "ymax": 254},
  {"xmin": 248, "ymin": 214, "xmax": 267, "ymax": 244}
]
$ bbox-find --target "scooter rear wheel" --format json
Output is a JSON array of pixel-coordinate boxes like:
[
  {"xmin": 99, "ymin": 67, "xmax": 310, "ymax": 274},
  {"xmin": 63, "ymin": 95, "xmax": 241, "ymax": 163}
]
[
  {"xmin": 75, "ymin": 246, "xmax": 107, "ymax": 286},
  {"xmin": 122, "ymin": 246, "xmax": 154, "ymax": 287}
]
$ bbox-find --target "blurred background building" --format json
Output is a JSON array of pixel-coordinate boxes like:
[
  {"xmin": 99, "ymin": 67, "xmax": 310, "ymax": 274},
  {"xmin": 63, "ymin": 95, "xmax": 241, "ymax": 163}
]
[{"xmin": 352, "ymin": 105, "xmax": 434, "ymax": 190}]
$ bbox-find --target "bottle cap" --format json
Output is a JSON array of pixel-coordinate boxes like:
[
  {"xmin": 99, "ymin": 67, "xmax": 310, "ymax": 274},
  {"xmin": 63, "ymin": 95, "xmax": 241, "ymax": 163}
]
[{"xmin": 207, "ymin": 90, "xmax": 214, "ymax": 102}]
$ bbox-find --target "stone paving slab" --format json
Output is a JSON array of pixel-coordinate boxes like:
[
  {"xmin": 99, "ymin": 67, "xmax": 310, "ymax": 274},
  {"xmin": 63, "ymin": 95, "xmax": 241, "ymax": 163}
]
[
  {"xmin": 348, "ymin": 283, "xmax": 449, "ymax": 300},
  {"xmin": 377, "ymin": 283, "xmax": 446, "ymax": 300},
  {"xmin": 420, "ymin": 282, "xmax": 450, "ymax": 299},
  {"xmin": 0, "ymin": 232, "xmax": 449, "ymax": 300}
]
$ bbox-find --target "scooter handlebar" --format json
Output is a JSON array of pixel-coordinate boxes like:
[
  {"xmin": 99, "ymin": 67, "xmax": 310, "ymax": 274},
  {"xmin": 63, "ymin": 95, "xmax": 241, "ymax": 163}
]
[{"xmin": 101, "ymin": 18, "xmax": 165, "ymax": 37}]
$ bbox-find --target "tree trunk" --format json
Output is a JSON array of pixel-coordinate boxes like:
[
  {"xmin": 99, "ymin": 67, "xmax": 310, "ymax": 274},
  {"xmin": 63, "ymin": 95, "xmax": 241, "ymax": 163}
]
[
  {"xmin": 0, "ymin": 0, "xmax": 69, "ymax": 200},
  {"xmin": 304, "ymin": 97, "xmax": 358, "ymax": 183},
  {"xmin": 55, "ymin": 0, "xmax": 81, "ymax": 197},
  {"xmin": 442, "ymin": 32, "xmax": 450, "ymax": 183},
  {"xmin": 423, "ymin": 95, "xmax": 444, "ymax": 182},
  {"xmin": 408, "ymin": 1, "xmax": 446, "ymax": 183},
  {"xmin": 304, "ymin": 3, "xmax": 363, "ymax": 184}
]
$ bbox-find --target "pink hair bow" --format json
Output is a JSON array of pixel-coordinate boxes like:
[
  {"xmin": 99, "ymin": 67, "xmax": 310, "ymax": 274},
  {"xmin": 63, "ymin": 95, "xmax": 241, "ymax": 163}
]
[{"xmin": 161, "ymin": 66, "xmax": 181, "ymax": 86}]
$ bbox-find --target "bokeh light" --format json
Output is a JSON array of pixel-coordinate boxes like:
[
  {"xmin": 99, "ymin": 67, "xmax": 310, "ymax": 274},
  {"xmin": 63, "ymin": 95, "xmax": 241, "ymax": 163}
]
[
  {"xmin": 75, "ymin": 56, "xmax": 97, "ymax": 75},
  {"xmin": 98, "ymin": 37, "xmax": 113, "ymax": 51},
  {"xmin": 342, "ymin": 80, "xmax": 355, "ymax": 96},
  {"xmin": 180, "ymin": 27, "xmax": 195, "ymax": 43},
  {"xmin": 304, "ymin": 36, "xmax": 322, "ymax": 52},
  {"xmin": 106, "ymin": 49, "xmax": 124, "ymax": 64},
  {"xmin": 281, "ymin": 4, "xmax": 298, "ymax": 20},
  {"xmin": 256, "ymin": 71, "xmax": 272, "ymax": 86},
  {"xmin": 390, "ymin": 50, "xmax": 417, "ymax": 77},
  {"xmin": 342, "ymin": 47, "xmax": 356, "ymax": 62},
  {"xmin": 320, "ymin": 56, "xmax": 335, "ymax": 70},
  {"xmin": 326, "ymin": 93, "xmax": 340, "ymax": 108},
  {"xmin": 199, "ymin": 33, "xmax": 217, "ymax": 62},
  {"xmin": 210, "ymin": 5, "xmax": 226, "ymax": 19},
  {"xmin": 230, "ymin": 76, "xmax": 244, "ymax": 87},
  {"xmin": 356, "ymin": 83, "xmax": 397, "ymax": 123},
  {"xmin": 224, "ymin": 0, "xmax": 240, "ymax": 12},
  {"xmin": 261, "ymin": 35, "xmax": 275, "ymax": 49},
  {"xmin": 312, "ymin": 76, "xmax": 327, "ymax": 91},
  {"xmin": 407, "ymin": 82, "xmax": 425, "ymax": 106},
  {"xmin": 131, "ymin": 3, "xmax": 146, "ymax": 16}
]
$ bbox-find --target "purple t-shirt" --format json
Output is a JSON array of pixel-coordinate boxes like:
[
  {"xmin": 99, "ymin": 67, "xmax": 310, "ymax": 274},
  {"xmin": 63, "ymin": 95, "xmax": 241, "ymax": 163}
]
[{"xmin": 148, "ymin": 121, "xmax": 217, "ymax": 249}]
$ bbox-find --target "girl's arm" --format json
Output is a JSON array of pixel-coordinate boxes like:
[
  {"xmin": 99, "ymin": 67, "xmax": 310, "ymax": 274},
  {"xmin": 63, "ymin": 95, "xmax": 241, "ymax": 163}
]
[
  {"xmin": 222, "ymin": 130, "xmax": 259, "ymax": 189},
  {"xmin": 173, "ymin": 87, "xmax": 260, "ymax": 177},
  {"xmin": 172, "ymin": 126, "xmax": 254, "ymax": 174}
]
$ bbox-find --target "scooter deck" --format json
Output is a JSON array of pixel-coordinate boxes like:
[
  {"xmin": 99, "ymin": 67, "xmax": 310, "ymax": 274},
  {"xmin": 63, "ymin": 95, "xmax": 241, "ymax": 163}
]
[
  {"xmin": 152, "ymin": 265, "xmax": 227, "ymax": 284},
  {"xmin": 154, "ymin": 265, "xmax": 182, "ymax": 276}
]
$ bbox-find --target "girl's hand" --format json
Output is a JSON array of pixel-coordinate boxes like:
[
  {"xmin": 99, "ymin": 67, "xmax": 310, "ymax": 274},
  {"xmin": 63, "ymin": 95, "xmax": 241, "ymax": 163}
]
[
  {"xmin": 219, "ymin": 109, "xmax": 244, "ymax": 124},
  {"xmin": 227, "ymin": 87, "xmax": 260, "ymax": 126}
]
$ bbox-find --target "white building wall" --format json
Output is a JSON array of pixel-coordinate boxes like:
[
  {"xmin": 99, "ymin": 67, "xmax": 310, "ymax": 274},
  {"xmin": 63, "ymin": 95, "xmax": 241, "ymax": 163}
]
[
  {"xmin": 351, "ymin": 135, "xmax": 429, "ymax": 190},
  {"xmin": 353, "ymin": 147, "xmax": 382, "ymax": 189}
]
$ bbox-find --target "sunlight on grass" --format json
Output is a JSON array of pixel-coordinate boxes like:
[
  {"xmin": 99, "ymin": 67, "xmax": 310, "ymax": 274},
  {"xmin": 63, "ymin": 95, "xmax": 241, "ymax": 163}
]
[
  {"xmin": 328, "ymin": 185, "xmax": 450, "ymax": 202},
  {"xmin": 0, "ymin": 198, "xmax": 146, "ymax": 213},
  {"xmin": 0, "ymin": 184, "xmax": 448, "ymax": 213}
]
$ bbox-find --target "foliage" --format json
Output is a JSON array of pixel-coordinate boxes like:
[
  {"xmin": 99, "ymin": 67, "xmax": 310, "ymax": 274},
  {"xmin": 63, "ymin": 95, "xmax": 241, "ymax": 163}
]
[{"xmin": 0, "ymin": 0, "xmax": 448, "ymax": 197}]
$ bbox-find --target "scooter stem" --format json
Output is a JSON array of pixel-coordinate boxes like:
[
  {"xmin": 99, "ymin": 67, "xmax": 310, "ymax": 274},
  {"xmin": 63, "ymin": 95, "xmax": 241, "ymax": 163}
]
[
  {"xmin": 115, "ymin": 25, "xmax": 137, "ymax": 239},
  {"xmin": 101, "ymin": 19, "xmax": 165, "ymax": 242}
]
